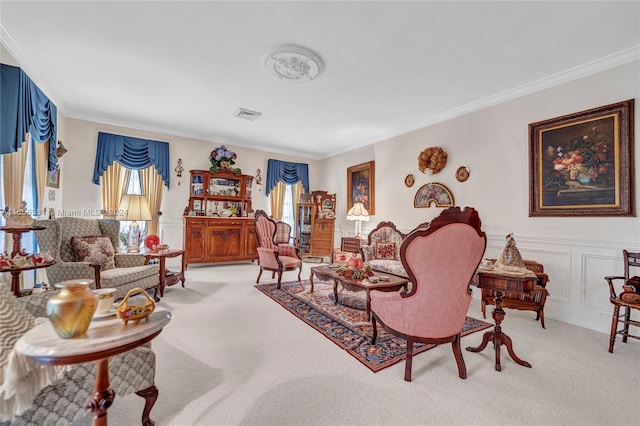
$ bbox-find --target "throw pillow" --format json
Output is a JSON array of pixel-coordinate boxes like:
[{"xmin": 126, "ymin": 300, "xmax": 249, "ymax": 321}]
[
  {"xmin": 71, "ymin": 236, "xmax": 116, "ymax": 270},
  {"xmin": 375, "ymin": 242, "xmax": 397, "ymax": 260}
]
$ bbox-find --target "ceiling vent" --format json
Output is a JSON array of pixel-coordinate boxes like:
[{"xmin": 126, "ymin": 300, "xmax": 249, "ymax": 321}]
[{"xmin": 234, "ymin": 108, "xmax": 262, "ymax": 121}]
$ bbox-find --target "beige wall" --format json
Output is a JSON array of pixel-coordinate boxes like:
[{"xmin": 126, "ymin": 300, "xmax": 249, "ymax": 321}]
[
  {"xmin": 58, "ymin": 118, "xmax": 321, "ymax": 249},
  {"xmin": 321, "ymin": 60, "xmax": 640, "ymax": 333}
]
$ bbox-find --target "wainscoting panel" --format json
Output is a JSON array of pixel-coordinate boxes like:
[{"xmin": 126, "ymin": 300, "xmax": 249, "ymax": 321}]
[{"xmin": 581, "ymin": 254, "xmax": 623, "ymax": 311}]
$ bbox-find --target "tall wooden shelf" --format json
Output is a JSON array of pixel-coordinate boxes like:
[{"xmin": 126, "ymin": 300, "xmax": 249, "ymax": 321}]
[
  {"xmin": 183, "ymin": 170, "xmax": 257, "ymax": 267},
  {"xmin": 296, "ymin": 191, "xmax": 336, "ymax": 259}
]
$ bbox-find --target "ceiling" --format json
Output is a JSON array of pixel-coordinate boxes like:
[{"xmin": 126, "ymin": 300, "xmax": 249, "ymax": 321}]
[{"xmin": 1, "ymin": 1, "xmax": 639, "ymax": 159}]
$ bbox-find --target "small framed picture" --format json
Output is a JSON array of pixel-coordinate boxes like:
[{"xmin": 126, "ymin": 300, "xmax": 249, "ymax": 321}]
[{"xmin": 47, "ymin": 168, "xmax": 60, "ymax": 188}]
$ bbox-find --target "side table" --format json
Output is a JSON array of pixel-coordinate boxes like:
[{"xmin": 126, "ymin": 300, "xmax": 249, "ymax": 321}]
[
  {"xmin": 143, "ymin": 249, "xmax": 186, "ymax": 298},
  {"xmin": 15, "ymin": 310, "xmax": 171, "ymax": 426},
  {"xmin": 466, "ymin": 268, "xmax": 537, "ymax": 371}
]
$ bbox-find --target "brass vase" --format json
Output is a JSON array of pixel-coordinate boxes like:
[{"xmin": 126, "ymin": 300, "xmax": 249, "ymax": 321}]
[{"xmin": 47, "ymin": 280, "xmax": 98, "ymax": 339}]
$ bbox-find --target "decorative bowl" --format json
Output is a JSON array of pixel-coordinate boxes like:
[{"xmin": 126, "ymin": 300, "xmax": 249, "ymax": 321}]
[{"xmin": 116, "ymin": 287, "xmax": 155, "ymax": 325}]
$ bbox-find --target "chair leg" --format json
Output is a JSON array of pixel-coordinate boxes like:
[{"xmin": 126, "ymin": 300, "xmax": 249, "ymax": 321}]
[
  {"xmin": 296, "ymin": 265, "xmax": 302, "ymax": 282},
  {"xmin": 404, "ymin": 337, "xmax": 414, "ymax": 382},
  {"xmin": 256, "ymin": 268, "xmax": 263, "ymax": 284},
  {"xmin": 609, "ymin": 305, "xmax": 620, "ymax": 353},
  {"xmin": 481, "ymin": 300, "xmax": 486, "ymax": 319},
  {"xmin": 538, "ymin": 308, "xmax": 546, "ymax": 329},
  {"xmin": 371, "ymin": 316, "xmax": 378, "ymax": 344},
  {"xmin": 135, "ymin": 384, "xmax": 158, "ymax": 426},
  {"xmin": 276, "ymin": 271, "xmax": 283, "ymax": 289},
  {"xmin": 622, "ymin": 306, "xmax": 630, "ymax": 343},
  {"xmin": 451, "ymin": 334, "xmax": 467, "ymax": 379}
]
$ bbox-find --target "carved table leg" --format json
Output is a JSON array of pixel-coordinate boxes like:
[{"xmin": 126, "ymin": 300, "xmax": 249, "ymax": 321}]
[
  {"xmin": 333, "ymin": 279, "xmax": 339, "ymax": 305},
  {"xmin": 466, "ymin": 291, "xmax": 531, "ymax": 371},
  {"xmin": 309, "ymin": 271, "xmax": 315, "ymax": 293},
  {"xmin": 85, "ymin": 358, "xmax": 115, "ymax": 426}
]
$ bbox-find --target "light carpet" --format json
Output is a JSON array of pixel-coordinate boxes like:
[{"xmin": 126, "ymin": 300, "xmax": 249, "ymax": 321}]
[
  {"xmin": 255, "ymin": 279, "xmax": 492, "ymax": 372},
  {"xmin": 99, "ymin": 263, "xmax": 638, "ymax": 426}
]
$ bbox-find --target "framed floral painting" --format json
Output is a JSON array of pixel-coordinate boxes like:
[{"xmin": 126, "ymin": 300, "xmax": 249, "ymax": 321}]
[
  {"xmin": 347, "ymin": 161, "xmax": 375, "ymax": 215},
  {"xmin": 529, "ymin": 99, "xmax": 634, "ymax": 217}
]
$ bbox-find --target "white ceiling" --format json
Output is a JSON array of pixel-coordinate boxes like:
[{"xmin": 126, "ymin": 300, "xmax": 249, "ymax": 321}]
[{"xmin": 1, "ymin": 1, "xmax": 639, "ymax": 159}]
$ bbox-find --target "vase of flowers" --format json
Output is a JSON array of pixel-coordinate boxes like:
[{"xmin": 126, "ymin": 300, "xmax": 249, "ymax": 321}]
[{"xmin": 209, "ymin": 145, "xmax": 242, "ymax": 175}]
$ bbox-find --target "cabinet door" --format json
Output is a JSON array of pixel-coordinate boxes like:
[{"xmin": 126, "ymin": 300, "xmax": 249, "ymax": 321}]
[
  {"xmin": 185, "ymin": 221, "xmax": 206, "ymax": 263},
  {"xmin": 297, "ymin": 204, "xmax": 312, "ymax": 255},
  {"xmin": 244, "ymin": 223, "xmax": 258, "ymax": 260},
  {"xmin": 311, "ymin": 218, "xmax": 334, "ymax": 257},
  {"xmin": 207, "ymin": 221, "xmax": 243, "ymax": 261}
]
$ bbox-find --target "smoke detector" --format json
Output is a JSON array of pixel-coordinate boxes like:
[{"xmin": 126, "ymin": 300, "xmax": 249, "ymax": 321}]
[
  {"xmin": 263, "ymin": 45, "xmax": 325, "ymax": 83},
  {"xmin": 234, "ymin": 108, "xmax": 262, "ymax": 121}
]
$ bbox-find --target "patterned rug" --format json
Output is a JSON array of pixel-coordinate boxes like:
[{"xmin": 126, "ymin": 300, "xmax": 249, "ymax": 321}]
[{"xmin": 255, "ymin": 279, "xmax": 492, "ymax": 372}]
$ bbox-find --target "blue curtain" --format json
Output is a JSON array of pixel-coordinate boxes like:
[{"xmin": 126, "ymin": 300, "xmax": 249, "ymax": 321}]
[
  {"xmin": 0, "ymin": 64, "xmax": 57, "ymax": 169},
  {"xmin": 266, "ymin": 159, "xmax": 310, "ymax": 195},
  {"xmin": 92, "ymin": 132, "xmax": 170, "ymax": 187}
]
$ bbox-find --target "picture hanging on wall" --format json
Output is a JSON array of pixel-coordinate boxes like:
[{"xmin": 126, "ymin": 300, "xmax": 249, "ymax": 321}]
[
  {"xmin": 347, "ymin": 161, "xmax": 375, "ymax": 215},
  {"xmin": 414, "ymin": 183, "xmax": 454, "ymax": 208},
  {"xmin": 529, "ymin": 99, "xmax": 634, "ymax": 217},
  {"xmin": 46, "ymin": 167, "xmax": 60, "ymax": 189}
]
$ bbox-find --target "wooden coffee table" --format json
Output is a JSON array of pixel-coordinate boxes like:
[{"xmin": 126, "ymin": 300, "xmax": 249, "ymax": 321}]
[{"xmin": 310, "ymin": 265, "xmax": 409, "ymax": 320}]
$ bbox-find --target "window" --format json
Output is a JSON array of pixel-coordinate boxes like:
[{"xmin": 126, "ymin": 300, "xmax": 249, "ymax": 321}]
[
  {"xmin": 281, "ymin": 184, "xmax": 296, "ymax": 237},
  {"xmin": 0, "ymin": 140, "xmax": 38, "ymax": 287},
  {"xmin": 119, "ymin": 169, "xmax": 147, "ymax": 242}
]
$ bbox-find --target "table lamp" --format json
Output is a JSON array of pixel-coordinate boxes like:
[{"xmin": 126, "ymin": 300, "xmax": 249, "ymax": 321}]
[
  {"xmin": 347, "ymin": 202, "xmax": 370, "ymax": 237},
  {"xmin": 117, "ymin": 194, "xmax": 152, "ymax": 252}
]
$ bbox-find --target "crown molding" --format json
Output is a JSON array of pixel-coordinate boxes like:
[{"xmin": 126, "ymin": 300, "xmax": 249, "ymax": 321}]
[{"xmin": 324, "ymin": 45, "xmax": 640, "ymax": 159}]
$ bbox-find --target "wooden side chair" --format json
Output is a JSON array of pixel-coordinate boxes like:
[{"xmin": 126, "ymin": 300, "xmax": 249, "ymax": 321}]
[
  {"xmin": 370, "ymin": 207, "xmax": 487, "ymax": 381},
  {"xmin": 253, "ymin": 210, "xmax": 302, "ymax": 288},
  {"xmin": 605, "ymin": 250, "xmax": 640, "ymax": 353},
  {"xmin": 481, "ymin": 259, "xmax": 550, "ymax": 328}
]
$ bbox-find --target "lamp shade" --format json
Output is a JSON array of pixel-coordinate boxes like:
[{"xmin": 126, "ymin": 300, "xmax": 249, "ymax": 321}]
[
  {"xmin": 347, "ymin": 202, "xmax": 370, "ymax": 222},
  {"xmin": 117, "ymin": 194, "xmax": 152, "ymax": 221}
]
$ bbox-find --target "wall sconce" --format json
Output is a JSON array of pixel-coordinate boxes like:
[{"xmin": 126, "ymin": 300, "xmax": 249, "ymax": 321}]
[
  {"xmin": 175, "ymin": 158, "xmax": 184, "ymax": 185},
  {"xmin": 56, "ymin": 140, "xmax": 67, "ymax": 158}
]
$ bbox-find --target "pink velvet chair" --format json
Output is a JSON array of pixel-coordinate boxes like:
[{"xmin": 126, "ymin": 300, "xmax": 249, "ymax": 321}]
[
  {"xmin": 254, "ymin": 210, "xmax": 302, "ymax": 288},
  {"xmin": 370, "ymin": 207, "xmax": 486, "ymax": 381}
]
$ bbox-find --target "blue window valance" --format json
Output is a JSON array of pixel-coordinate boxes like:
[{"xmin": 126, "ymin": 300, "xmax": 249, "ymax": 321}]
[
  {"xmin": 0, "ymin": 64, "xmax": 57, "ymax": 169},
  {"xmin": 266, "ymin": 159, "xmax": 310, "ymax": 195},
  {"xmin": 92, "ymin": 132, "xmax": 170, "ymax": 187}
]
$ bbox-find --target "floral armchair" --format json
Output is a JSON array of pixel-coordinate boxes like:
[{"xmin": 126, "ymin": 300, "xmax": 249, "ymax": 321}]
[
  {"xmin": 253, "ymin": 210, "xmax": 302, "ymax": 288},
  {"xmin": 33, "ymin": 217, "xmax": 159, "ymax": 300}
]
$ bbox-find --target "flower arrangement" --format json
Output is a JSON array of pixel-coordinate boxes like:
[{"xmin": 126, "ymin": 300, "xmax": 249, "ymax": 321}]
[
  {"xmin": 545, "ymin": 126, "xmax": 612, "ymax": 188},
  {"xmin": 336, "ymin": 264, "xmax": 374, "ymax": 280},
  {"xmin": 209, "ymin": 145, "xmax": 242, "ymax": 175}
]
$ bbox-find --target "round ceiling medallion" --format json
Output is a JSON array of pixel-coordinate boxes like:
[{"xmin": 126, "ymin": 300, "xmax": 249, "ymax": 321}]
[{"xmin": 263, "ymin": 45, "xmax": 325, "ymax": 83}]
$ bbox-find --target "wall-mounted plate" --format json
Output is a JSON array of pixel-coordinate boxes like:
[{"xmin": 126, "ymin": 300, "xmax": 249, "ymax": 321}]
[
  {"xmin": 404, "ymin": 174, "xmax": 415, "ymax": 187},
  {"xmin": 456, "ymin": 166, "xmax": 470, "ymax": 182}
]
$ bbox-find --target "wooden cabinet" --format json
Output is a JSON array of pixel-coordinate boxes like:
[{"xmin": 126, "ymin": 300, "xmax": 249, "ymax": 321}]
[
  {"xmin": 184, "ymin": 170, "xmax": 256, "ymax": 266},
  {"xmin": 296, "ymin": 191, "xmax": 336, "ymax": 259}
]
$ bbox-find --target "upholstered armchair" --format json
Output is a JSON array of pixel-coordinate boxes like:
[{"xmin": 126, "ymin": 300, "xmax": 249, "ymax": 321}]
[
  {"xmin": 0, "ymin": 288, "xmax": 158, "ymax": 426},
  {"xmin": 33, "ymin": 217, "xmax": 159, "ymax": 300},
  {"xmin": 253, "ymin": 210, "xmax": 302, "ymax": 288},
  {"xmin": 370, "ymin": 207, "xmax": 487, "ymax": 381}
]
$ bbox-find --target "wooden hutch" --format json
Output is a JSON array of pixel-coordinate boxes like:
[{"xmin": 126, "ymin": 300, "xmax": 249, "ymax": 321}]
[
  {"xmin": 183, "ymin": 170, "xmax": 257, "ymax": 267},
  {"xmin": 297, "ymin": 191, "xmax": 336, "ymax": 259}
]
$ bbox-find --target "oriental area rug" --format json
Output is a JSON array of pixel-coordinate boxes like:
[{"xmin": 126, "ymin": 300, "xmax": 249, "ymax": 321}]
[{"xmin": 255, "ymin": 279, "xmax": 492, "ymax": 372}]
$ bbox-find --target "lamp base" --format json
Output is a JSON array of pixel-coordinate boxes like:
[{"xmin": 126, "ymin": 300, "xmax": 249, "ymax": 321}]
[{"xmin": 126, "ymin": 222, "xmax": 141, "ymax": 253}]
